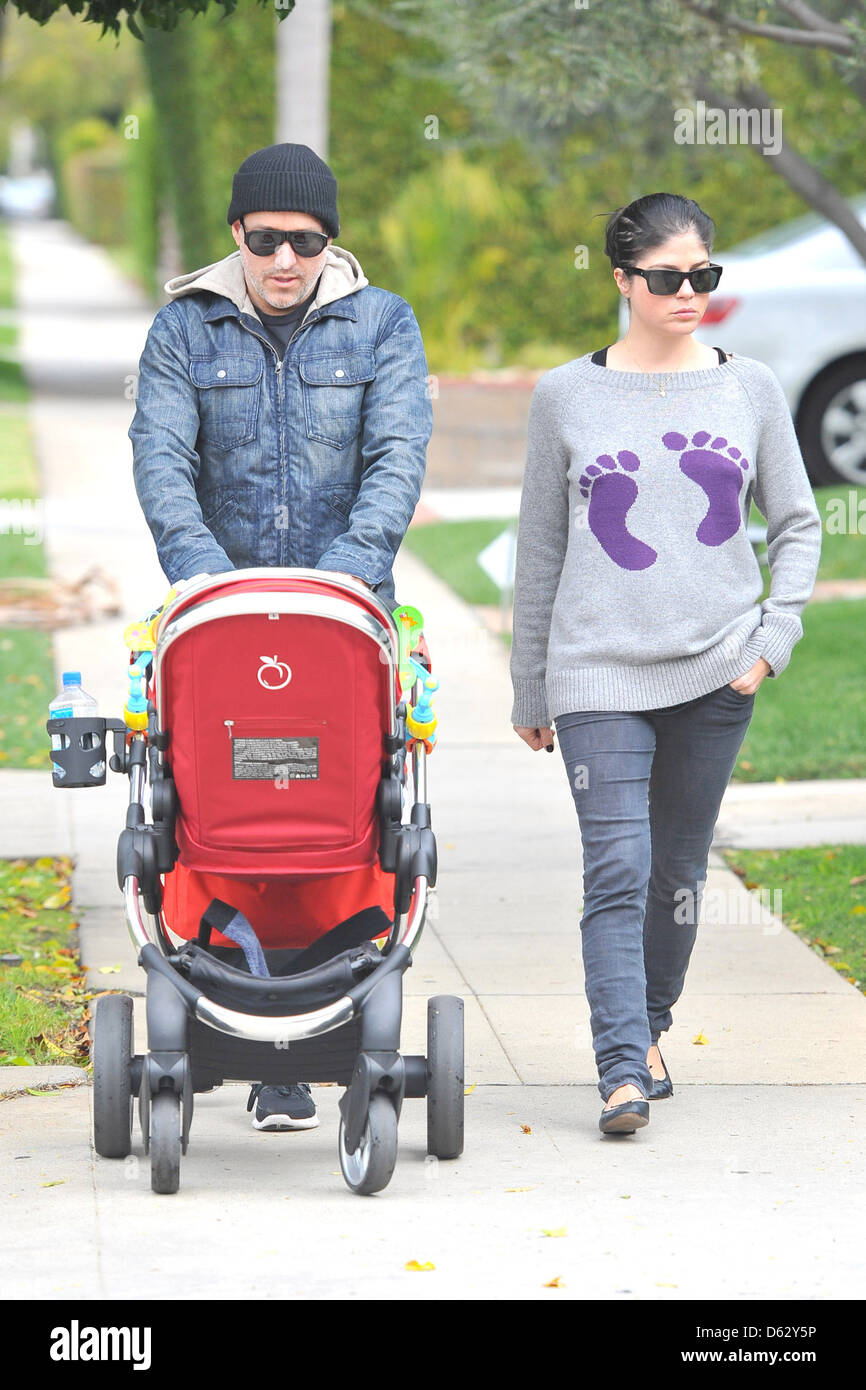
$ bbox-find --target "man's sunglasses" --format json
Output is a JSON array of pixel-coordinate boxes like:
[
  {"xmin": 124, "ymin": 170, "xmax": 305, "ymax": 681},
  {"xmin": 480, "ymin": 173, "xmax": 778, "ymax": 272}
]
[
  {"xmin": 241, "ymin": 224, "xmax": 329, "ymax": 258},
  {"xmin": 620, "ymin": 264, "xmax": 723, "ymax": 295}
]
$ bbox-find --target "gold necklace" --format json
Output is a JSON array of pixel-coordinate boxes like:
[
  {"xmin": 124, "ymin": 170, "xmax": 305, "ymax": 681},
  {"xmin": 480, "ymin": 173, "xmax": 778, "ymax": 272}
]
[{"xmin": 620, "ymin": 340, "xmax": 696, "ymax": 397}]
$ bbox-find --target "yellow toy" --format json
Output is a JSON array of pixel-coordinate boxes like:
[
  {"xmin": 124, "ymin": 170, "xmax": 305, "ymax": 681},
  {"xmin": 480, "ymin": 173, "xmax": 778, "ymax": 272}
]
[{"xmin": 121, "ymin": 584, "xmax": 181, "ymax": 732}]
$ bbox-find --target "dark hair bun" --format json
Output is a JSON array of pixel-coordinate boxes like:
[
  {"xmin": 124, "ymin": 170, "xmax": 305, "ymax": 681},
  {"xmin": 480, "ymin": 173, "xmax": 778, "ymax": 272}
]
[{"xmin": 603, "ymin": 193, "xmax": 714, "ymax": 270}]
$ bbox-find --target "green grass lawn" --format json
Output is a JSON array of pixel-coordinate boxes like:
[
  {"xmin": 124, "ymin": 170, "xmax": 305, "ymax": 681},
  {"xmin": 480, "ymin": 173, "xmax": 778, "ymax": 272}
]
[
  {"xmin": 0, "ymin": 224, "xmax": 26, "ymax": 399},
  {"xmin": 0, "ymin": 857, "xmax": 91, "ymax": 1067},
  {"xmin": 722, "ymin": 845, "xmax": 866, "ymax": 994},
  {"xmin": 404, "ymin": 518, "xmax": 506, "ymax": 606},
  {"xmin": 812, "ymin": 484, "xmax": 866, "ymax": 577},
  {"xmin": 0, "ymin": 222, "xmax": 16, "ymax": 310},
  {"xmin": 0, "ymin": 222, "xmax": 55, "ymax": 771}
]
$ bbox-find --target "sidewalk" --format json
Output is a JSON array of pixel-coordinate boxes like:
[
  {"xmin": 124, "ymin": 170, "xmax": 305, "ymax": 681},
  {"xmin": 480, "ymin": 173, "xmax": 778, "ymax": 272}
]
[{"xmin": 1, "ymin": 221, "xmax": 864, "ymax": 1302}]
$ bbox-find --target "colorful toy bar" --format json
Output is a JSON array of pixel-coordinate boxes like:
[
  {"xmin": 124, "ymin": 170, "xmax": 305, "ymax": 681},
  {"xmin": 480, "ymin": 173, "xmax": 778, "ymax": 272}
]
[{"xmin": 121, "ymin": 587, "xmax": 439, "ymax": 751}]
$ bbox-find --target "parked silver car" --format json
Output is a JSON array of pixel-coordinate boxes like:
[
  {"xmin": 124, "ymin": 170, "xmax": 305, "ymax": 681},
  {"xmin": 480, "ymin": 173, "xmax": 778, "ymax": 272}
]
[{"xmin": 620, "ymin": 194, "xmax": 866, "ymax": 486}]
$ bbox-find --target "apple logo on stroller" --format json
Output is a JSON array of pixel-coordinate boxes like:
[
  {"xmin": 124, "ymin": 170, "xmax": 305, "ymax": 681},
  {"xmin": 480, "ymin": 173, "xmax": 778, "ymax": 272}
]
[{"xmin": 257, "ymin": 655, "xmax": 292, "ymax": 690}]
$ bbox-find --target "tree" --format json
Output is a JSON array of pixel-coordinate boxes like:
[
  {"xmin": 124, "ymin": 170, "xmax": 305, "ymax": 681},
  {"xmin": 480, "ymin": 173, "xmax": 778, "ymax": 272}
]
[
  {"xmin": 388, "ymin": 0, "xmax": 866, "ymax": 263},
  {"xmin": 0, "ymin": 0, "xmax": 293, "ymax": 39}
]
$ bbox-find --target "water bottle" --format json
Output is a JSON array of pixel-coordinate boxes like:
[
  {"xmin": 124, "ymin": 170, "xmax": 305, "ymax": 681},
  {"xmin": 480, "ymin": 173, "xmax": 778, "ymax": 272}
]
[{"xmin": 49, "ymin": 671, "xmax": 105, "ymax": 780}]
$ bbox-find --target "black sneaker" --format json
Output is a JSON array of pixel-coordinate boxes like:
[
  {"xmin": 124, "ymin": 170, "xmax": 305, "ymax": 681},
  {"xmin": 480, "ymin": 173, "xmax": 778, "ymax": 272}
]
[{"xmin": 247, "ymin": 1083, "xmax": 319, "ymax": 1131}]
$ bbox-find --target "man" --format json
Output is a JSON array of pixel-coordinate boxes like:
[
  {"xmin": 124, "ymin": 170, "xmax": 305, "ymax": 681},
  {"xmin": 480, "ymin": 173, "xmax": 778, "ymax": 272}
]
[{"xmin": 130, "ymin": 142, "xmax": 433, "ymax": 1131}]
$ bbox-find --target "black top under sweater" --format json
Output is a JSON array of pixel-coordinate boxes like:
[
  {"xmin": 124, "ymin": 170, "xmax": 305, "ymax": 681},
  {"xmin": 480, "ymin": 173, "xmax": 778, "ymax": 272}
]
[{"xmin": 591, "ymin": 345, "xmax": 728, "ymax": 366}]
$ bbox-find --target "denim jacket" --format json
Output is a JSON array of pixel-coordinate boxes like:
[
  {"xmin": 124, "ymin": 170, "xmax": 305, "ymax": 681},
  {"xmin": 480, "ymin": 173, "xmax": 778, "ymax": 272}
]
[{"xmin": 129, "ymin": 245, "xmax": 432, "ymax": 607}]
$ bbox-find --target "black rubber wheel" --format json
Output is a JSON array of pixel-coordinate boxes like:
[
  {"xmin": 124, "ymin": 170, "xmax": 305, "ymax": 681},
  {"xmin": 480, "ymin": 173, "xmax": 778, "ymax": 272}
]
[
  {"xmin": 797, "ymin": 355, "xmax": 866, "ymax": 486},
  {"xmin": 150, "ymin": 1089, "xmax": 181, "ymax": 1195},
  {"xmin": 427, "ymin": 994, "xmax": 464, "ymax": 1158},
  {"xmin": 92, "ymin": 994, "xmax": 133, "ymax": 1159},
  {"xmin": 338, "ymin": 1092, "xmax": 398, "ymax": 1195}
]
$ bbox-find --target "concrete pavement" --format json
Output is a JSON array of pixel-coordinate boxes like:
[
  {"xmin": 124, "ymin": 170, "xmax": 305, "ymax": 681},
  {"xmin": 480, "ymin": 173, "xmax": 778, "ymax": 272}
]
[{"xmin": 1, "ymin": 220, "xmax": 865, "ymax": 1302}]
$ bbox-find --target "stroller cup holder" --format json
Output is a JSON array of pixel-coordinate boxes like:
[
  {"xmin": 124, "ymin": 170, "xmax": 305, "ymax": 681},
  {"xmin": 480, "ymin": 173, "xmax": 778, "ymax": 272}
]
[{"xmin": 47, "ymin": 716, "xmax": 128, "ymax": 788}]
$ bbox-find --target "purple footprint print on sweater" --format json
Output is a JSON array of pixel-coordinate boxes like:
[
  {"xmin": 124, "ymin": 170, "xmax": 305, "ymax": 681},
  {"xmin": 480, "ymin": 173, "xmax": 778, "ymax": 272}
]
[
  {"xmin": 662, "ymin": 431, "xmax": 750, "ymax": 546},
  {"xmin": 578, "ymin": 450, "xmax": 658, "ymax": 571}
]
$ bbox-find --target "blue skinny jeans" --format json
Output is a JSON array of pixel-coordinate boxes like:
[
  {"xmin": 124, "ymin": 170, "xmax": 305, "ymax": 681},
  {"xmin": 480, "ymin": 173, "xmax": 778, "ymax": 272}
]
[{"xmin": 554, "ymin": 683, "xmax": 755, "ymax": 1103}]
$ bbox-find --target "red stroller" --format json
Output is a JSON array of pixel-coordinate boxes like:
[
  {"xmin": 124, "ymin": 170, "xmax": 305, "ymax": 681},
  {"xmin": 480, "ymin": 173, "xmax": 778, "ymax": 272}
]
[{"xmin": 47, "ymin": 569, "xmax": 464, "ymax": 1195}]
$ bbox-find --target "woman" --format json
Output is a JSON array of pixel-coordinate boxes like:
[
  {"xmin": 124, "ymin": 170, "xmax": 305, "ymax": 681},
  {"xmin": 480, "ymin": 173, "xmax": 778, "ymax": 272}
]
[{"xmin": 510, "ymin": 192, "xmax": 822, "ymax": 1135}]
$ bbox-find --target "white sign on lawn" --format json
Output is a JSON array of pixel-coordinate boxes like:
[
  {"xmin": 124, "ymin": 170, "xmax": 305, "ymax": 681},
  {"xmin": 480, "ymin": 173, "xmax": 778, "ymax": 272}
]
[{"xmin": 477, "ymin": 525, "xmax": 517, "ymax": 594}]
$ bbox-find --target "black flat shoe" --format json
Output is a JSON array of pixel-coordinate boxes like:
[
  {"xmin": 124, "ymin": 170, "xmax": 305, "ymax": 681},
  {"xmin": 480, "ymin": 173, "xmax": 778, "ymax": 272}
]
[
  {"xmin": 648, "ymin": 1048, "xmax": 673, "ymax": 1100},
  {"xmin": 599, "ymin": 1098, "xmax": 650, "ymax": 1134}
]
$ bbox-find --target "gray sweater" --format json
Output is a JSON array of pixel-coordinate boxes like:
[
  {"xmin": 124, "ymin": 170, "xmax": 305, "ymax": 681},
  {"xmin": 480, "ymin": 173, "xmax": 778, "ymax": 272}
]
[{"xmin": 510, "ymin": 352, "xmax": 823, "ymax": 726}]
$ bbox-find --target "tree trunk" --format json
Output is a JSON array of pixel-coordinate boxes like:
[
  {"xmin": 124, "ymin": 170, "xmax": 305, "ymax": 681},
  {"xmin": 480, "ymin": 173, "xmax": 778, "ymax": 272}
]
[
  {"xmin": 275, "ymin": 0, "xmax": 331, "ymax": 158},
  {"xmin": 696, "ymin": 80, "xmax": 866, "ymax": 266}
]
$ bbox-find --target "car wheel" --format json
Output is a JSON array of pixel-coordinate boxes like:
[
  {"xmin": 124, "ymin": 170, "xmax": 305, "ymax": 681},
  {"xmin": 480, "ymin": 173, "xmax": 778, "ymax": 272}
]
[{"xmin": 798, "ymin": 355, "xmax": 866, "ymax": 486}]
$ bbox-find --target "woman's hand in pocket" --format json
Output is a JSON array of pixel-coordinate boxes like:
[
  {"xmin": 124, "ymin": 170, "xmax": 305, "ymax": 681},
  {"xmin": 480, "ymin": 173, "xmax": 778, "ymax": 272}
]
[
  {"xmin": 729, "ymin": 657, "xmax": 772, "ymax": 695},
  {"xmin": 514, "ymin": 725, "xmax": 556, "ymax": 752}
]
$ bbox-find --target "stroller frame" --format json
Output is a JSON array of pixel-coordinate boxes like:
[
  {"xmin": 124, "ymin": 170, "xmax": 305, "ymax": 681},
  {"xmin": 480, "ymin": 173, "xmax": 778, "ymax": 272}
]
[{"xmin": 62, "ymin": 570, "xmax": 464, "ymax": 1196}]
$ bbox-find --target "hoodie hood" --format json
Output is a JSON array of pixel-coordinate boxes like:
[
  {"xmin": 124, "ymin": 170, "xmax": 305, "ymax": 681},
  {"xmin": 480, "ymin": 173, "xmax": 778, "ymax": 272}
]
[{"xmin": 163, "ymin": 244, "xmax": 369, "ymax": 320}]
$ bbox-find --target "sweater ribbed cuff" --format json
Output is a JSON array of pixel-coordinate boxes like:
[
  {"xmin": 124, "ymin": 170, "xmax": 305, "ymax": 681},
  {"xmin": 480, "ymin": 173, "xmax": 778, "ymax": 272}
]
[
  {"xmin": 759, "ymin": 614, "xmax": 803, "ymax": 678},
  {"xmin": 510, "ymin": 679, "xmax": 550, "ymax": 729}
]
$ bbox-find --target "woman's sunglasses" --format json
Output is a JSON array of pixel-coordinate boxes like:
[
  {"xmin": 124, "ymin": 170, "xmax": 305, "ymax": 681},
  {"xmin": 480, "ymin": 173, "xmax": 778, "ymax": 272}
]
[
  {"xmin": 620, "ymin": 264, "xmax": 723, "ymax": 295},
  {"xmin": 241, "ymin": 224, "xmax": 329, "ymax": 258}
]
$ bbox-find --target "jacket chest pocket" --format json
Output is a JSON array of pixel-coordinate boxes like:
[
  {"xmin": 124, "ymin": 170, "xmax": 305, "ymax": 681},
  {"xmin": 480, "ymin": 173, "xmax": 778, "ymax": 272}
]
[
  {"xmin": 190, "ymin": 355, "xmax": 263, "ymax": 453},
  {"xmin": 298, "ymin": 350, "xmax": 375, "ymax": 449}
]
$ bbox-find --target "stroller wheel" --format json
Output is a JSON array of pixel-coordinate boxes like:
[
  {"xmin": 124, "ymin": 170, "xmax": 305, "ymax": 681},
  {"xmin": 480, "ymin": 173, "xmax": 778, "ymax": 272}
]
[
  {"xmin": 338, "ymin": 1092, "xmax": 398, "ymax": 1196},
  {"xmin": 150, "ymin": 1090, "xmax": 181, "ymax": 1195},
  {"xmin": 427, "ymin": 995, "xmax": 465, "ymax": 1159},
  {"xmin": 92, "ymin": 994, "xmax": 134, "ymax": 1159}
]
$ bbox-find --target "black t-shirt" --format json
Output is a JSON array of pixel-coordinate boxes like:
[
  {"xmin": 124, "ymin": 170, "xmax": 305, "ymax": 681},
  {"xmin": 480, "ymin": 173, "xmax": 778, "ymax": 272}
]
[
  {"xmin": 591, "ymin": 344, "xmax": 728, "ymax": 365},
  {"xmin": 255, "ymin": 276, "xmax": 322, "ymax": 356}
]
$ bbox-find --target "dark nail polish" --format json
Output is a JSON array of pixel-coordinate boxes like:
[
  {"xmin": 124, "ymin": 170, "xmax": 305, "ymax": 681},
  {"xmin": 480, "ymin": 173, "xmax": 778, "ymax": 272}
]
[{"xmin": 546, "ymin": 743, "xmax": 554, "ymax": 752}]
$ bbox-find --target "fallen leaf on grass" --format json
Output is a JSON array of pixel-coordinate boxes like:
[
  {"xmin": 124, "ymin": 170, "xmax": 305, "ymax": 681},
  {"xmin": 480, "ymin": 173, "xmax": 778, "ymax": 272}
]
[
  {"xmin": 692, "ymin": 1032, "xmax": 709, "ymax": 1046},
  {"xmin": 813, "ymin": 937, "xmax": 839, "ymax": 954},
  {"xmin": 543, "ymin": 1276, "xmax": 564, "ymax": 1288},
  {"xmin": 541, "ymin": 1226, "xmax": 566, "ymax": 1238},
  {"xmin": 43, "ymin": 889, "xmax": 70, "ymax": 910},
  {"xmin": 404, "ymin": 1260, "xmax": 435, "ymax": 1272},
  {"xmin": 849, "ymin": 875, "xmax": 866, "ymax": 887},
  {"xmin": 7, "ymin": 1057, "xmax": 32, "ymax": 1066}
]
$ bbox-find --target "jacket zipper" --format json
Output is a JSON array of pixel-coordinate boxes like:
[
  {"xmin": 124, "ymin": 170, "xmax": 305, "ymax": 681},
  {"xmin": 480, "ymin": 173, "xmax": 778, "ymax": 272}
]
[
  {"xmin": 238, "ymin": 320, "xmax": 282, "ymax": 373},
  {"xmin": 238, "ymin": 311, "xmax": 317, "ymax": 367},
  {"xmin": 237, "ymin": 315, "xmax": 317, "ymax": 566}
]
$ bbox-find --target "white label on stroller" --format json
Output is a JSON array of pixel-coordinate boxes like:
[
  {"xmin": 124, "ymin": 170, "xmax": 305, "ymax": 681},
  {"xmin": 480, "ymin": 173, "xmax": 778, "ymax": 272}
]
[{"xmin": 232, "ymin": 736, "xmax": 319, "ymax": 780}]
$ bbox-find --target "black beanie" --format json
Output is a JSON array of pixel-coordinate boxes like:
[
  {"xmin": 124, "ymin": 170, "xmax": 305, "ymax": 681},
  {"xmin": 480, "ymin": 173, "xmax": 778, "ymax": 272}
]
[{"xmin": 227, "ymin": 143, "xmax": 339, "ymax": 237}]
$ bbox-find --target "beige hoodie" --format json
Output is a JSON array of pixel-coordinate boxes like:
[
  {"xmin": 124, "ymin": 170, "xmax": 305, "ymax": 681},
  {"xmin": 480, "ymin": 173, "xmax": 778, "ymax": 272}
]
[{"xmin": 163, "ymin": 244, "xmax": 369, "ymax": 323}]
